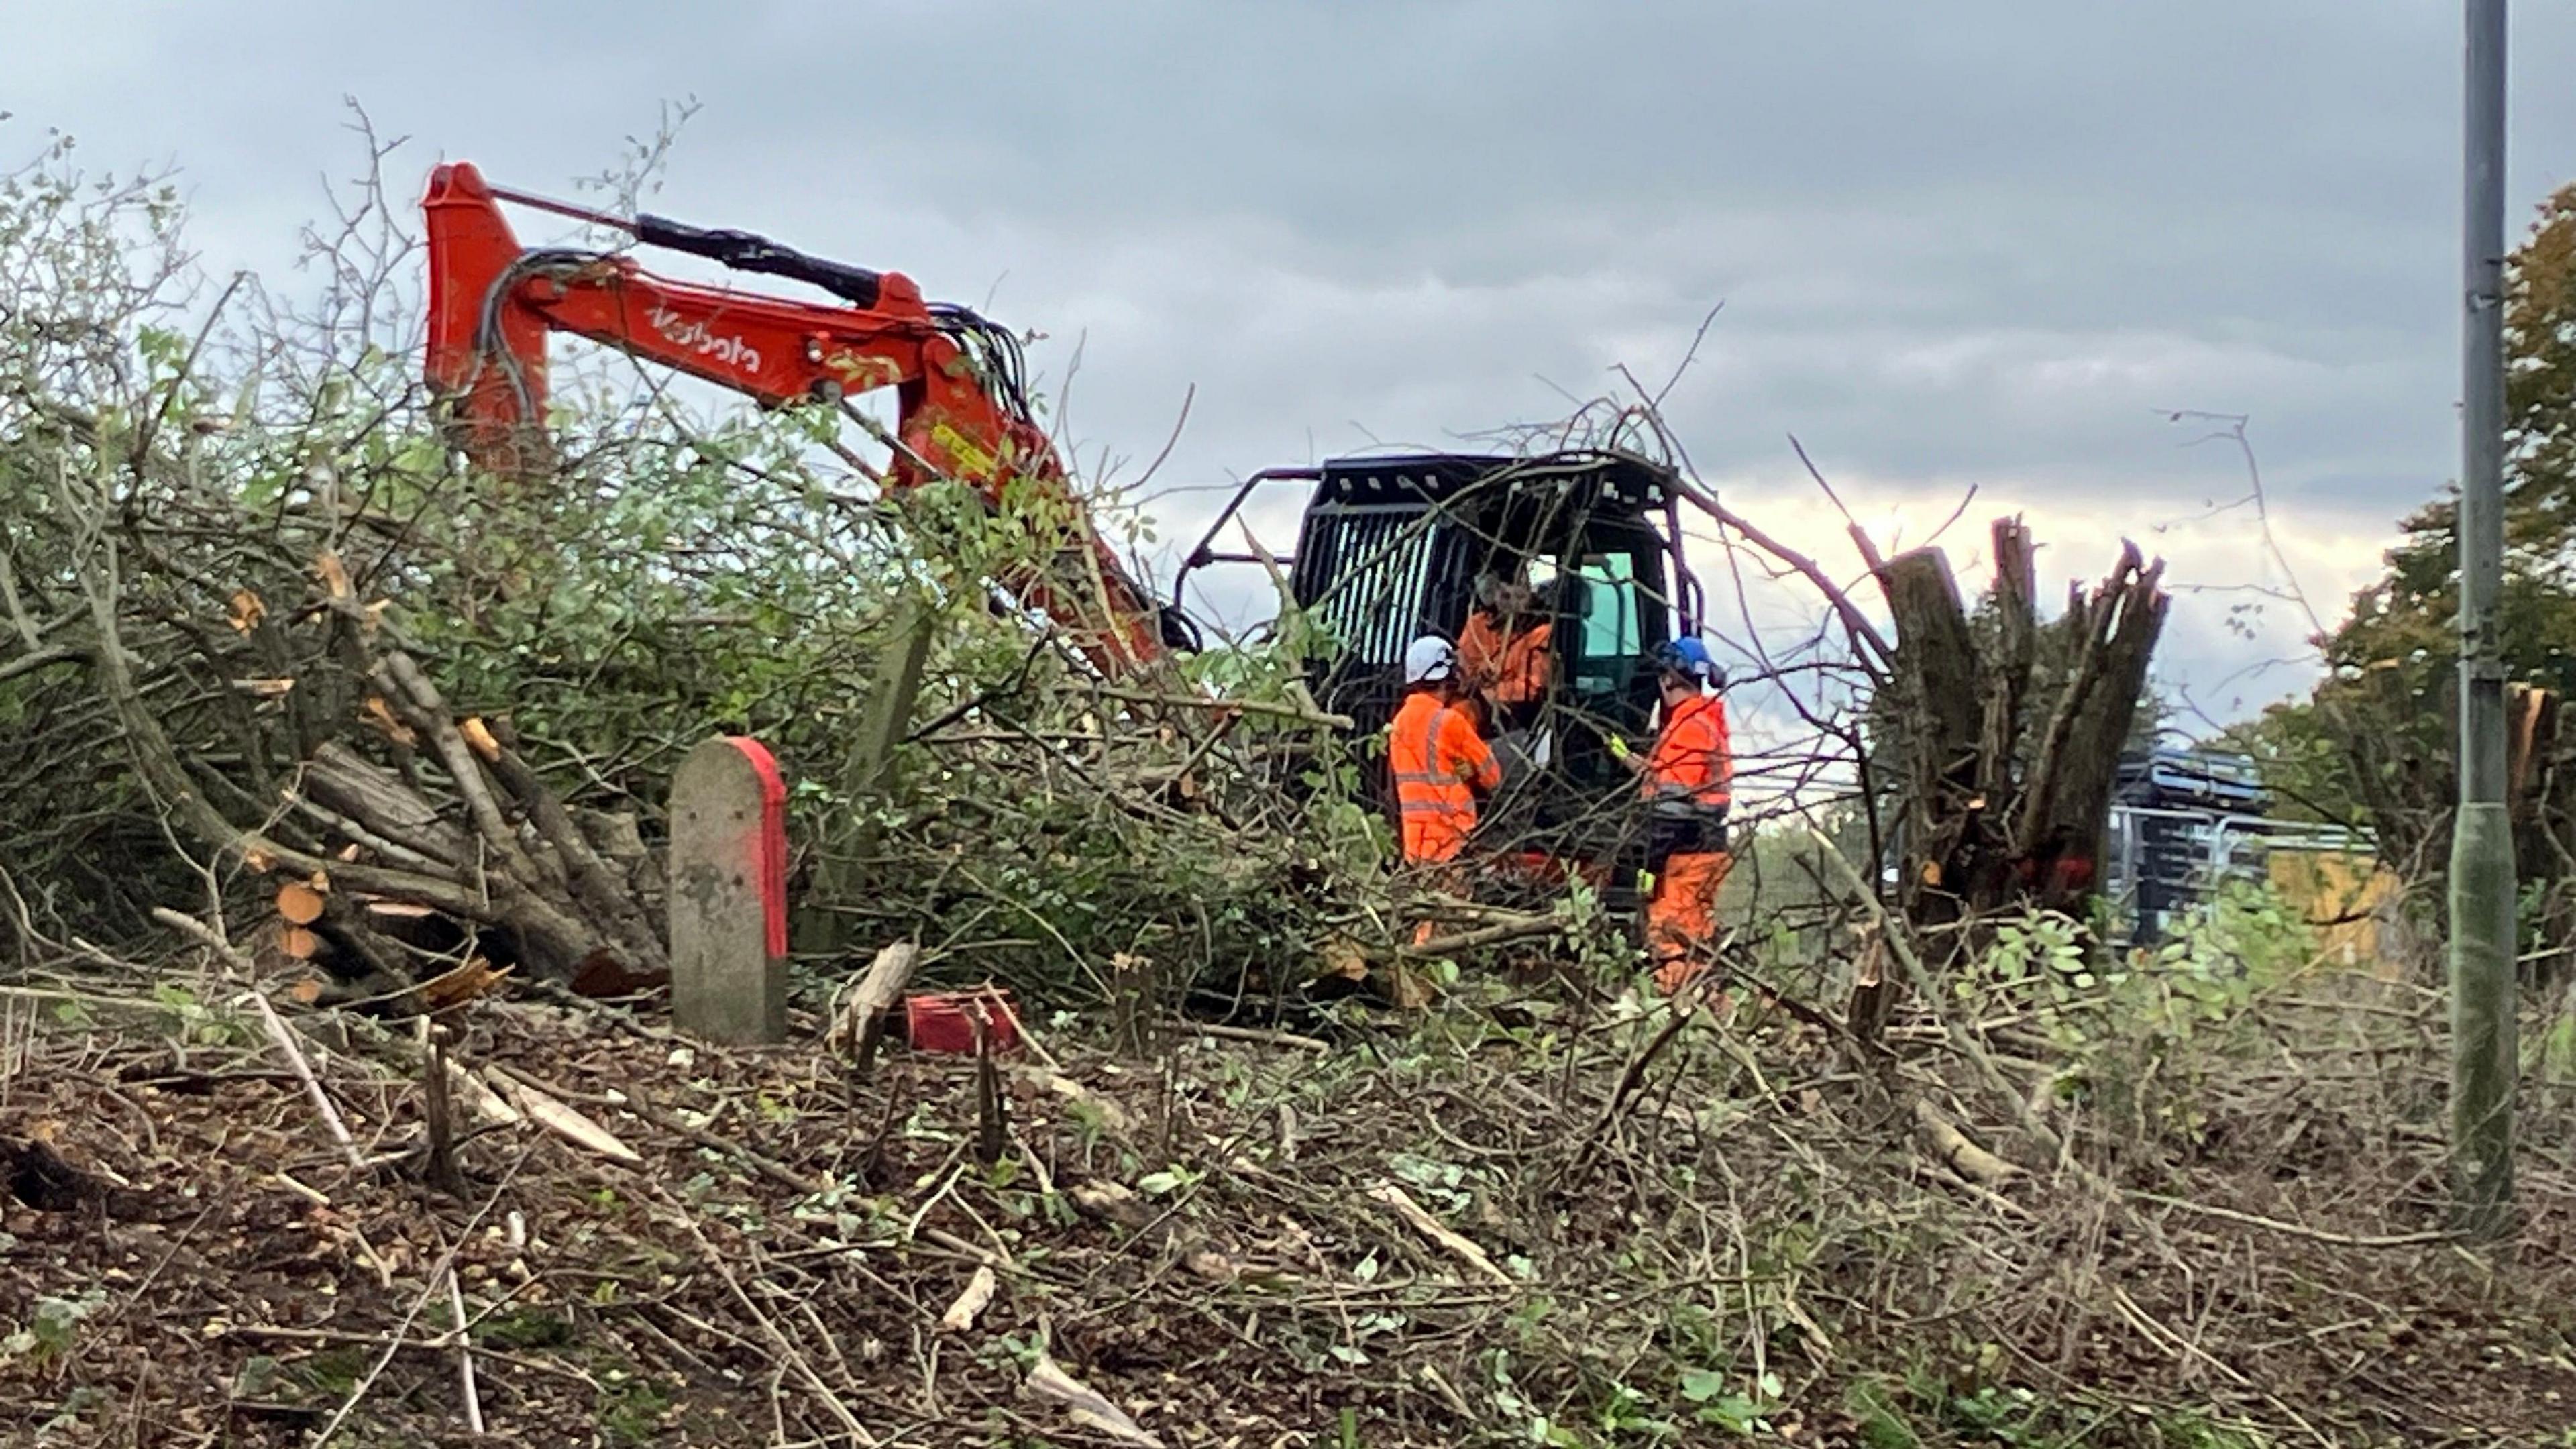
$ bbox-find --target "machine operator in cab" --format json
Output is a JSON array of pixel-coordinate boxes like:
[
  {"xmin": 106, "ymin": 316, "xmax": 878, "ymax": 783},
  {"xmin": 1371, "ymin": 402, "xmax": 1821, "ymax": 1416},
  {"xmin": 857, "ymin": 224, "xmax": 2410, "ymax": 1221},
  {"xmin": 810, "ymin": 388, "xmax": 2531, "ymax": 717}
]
[{"xmin": 1457, "ymin": 569, "xmax": 1554, "ymax": 736}]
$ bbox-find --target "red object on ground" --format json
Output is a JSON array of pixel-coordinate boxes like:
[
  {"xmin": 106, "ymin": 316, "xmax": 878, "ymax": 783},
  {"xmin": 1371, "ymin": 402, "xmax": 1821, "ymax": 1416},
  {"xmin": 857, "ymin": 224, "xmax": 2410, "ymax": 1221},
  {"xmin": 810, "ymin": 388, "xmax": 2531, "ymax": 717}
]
[
  {"xmin": 905, "ymin": 988, "xmax": 1024, "ymax": 1055},
  {"xmin": 723, "ymin": 737, "xmax": 790, "ymax": 959}
]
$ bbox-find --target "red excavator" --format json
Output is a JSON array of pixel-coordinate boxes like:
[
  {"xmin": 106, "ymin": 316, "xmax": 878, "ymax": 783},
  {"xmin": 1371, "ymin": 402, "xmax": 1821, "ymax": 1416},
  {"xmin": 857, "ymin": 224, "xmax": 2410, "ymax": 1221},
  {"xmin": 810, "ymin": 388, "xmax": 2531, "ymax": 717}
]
[
  {"xmin": 423, "ymin": 165, "xmax": 1706, "ymax": 883},
  {"xmin": 421, "ymin": 161, "xmax": 1187, "ymax": 677}
]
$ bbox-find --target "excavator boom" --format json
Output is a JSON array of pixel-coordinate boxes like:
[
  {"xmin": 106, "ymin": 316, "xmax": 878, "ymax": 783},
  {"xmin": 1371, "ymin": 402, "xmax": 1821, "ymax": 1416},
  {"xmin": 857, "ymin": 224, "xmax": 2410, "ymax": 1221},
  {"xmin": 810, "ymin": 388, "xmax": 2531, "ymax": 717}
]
[{"xmin": 422, "ymin": 162, "xmax": 1173, "ymax": 676}]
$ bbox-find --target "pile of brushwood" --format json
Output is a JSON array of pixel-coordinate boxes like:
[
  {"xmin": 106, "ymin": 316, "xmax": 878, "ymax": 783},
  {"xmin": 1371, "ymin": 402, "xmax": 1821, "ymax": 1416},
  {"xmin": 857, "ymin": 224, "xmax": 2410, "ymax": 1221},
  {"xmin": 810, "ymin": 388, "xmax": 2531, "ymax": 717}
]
[
  {"xmin": 7, "ymin": 890, "xmax": 2576, "ymax": 1448},
  {"xmin": 0, "ymin": 133, "xmax": 1409, "ymax": 1018}
]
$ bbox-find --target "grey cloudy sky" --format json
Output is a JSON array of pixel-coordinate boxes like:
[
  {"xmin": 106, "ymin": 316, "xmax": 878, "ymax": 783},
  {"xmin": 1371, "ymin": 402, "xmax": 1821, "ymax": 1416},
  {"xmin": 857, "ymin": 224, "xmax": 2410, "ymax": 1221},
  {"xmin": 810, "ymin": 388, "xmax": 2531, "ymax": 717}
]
[{"xmin": 9, "ymin": 1, "xmax": 2576, "ymax": 733}]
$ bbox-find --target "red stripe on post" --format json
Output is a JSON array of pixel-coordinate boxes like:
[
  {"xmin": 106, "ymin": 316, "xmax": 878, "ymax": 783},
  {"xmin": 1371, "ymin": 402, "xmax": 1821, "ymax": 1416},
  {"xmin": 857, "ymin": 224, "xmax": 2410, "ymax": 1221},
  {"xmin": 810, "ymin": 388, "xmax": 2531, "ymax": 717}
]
[{"xmin": 723, "ymin": 736, "xmax": 790, "ymax": 959}]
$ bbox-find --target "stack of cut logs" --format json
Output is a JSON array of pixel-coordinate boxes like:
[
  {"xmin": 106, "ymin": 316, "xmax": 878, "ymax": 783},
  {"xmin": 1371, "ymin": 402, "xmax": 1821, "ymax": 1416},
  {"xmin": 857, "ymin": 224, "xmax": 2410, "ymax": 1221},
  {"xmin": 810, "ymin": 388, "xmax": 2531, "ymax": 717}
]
[{"xmin": 238, "ymin": 651, "xmax": 672, "ymax": 1001}]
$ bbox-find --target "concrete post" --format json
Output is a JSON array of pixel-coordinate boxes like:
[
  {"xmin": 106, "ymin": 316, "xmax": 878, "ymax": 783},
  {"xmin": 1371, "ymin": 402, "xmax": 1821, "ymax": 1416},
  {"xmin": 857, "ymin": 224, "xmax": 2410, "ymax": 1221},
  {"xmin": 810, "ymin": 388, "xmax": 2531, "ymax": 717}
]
[{"xmin": 670, "ymin": 737, "xmax": 790, "ymax": 1045}]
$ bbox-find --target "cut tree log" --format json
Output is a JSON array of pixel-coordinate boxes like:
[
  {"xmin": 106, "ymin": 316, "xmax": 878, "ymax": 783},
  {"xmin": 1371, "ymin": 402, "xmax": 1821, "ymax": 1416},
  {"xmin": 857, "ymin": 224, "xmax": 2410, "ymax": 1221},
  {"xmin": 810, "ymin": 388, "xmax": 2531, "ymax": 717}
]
[
  {"xmin": 61, "ymin": 460, "xmax": 663, "ymax": 994},
  {"xmin": 232, "ymin": 653, "xmax": 673, "ymax": 985},
  {"xmin": 300, "ymin": 741, "xmax": 468, "ymax": 865},
  {"xmin": 477, "ymin": 713, "xmax": 664, "ymax": 971},
  {"xmin": 276, "ymin": 881, "xmax": 326, "ymax": 926}
]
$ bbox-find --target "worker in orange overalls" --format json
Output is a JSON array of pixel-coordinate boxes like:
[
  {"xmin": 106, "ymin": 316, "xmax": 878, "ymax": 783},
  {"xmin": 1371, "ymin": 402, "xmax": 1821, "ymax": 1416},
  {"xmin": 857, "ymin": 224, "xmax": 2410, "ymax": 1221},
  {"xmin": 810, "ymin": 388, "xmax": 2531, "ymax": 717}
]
[
  {"xmin": 1457, "ymin": 571, "xmax": 1554, "ymax": 736},
  {"xmin": 1389, "ymin": 636, "xmax": 1503, "ymax": 865},
  {"xmin": 1618, "ymin": 637, "xmax": 1733, "ymax": 994}
]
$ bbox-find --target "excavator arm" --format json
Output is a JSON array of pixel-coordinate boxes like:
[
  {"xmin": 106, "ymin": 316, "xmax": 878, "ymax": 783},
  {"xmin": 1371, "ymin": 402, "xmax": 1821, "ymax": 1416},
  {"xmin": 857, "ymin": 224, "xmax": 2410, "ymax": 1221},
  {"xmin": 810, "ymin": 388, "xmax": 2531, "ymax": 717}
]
[{"xmin": 422, "ymin": 162, "xmax": 1177, "ymax": 676}]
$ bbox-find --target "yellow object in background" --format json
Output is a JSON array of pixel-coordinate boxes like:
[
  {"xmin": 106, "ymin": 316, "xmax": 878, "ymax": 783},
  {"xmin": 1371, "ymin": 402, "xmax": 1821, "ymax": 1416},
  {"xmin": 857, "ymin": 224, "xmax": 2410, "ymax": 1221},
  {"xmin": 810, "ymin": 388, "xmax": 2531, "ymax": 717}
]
[{"xmin": 2267, "ymin": 845, "xmax": 2400, "ymax": 974}]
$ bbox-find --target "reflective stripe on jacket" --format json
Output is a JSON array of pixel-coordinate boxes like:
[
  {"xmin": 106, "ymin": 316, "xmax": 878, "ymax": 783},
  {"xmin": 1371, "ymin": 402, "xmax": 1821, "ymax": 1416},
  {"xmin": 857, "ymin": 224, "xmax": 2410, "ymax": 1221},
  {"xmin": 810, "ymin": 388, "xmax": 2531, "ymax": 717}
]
[
  {"xmin": 1389, "ymin": 689, "xmax": 1502, "ymax": 862},
  {"xmin": 1642, "ymin": 694, "xmax": 1731, "ymax": 811}
]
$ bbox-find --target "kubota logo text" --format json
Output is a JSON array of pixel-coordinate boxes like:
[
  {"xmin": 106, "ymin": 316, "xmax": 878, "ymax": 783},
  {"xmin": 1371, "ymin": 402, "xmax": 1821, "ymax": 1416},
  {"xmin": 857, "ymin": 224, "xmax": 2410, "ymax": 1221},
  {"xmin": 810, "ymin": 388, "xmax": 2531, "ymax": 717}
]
[{"xmin": 647, "ymin": 307, "xmax": 763, "ymax": 374}]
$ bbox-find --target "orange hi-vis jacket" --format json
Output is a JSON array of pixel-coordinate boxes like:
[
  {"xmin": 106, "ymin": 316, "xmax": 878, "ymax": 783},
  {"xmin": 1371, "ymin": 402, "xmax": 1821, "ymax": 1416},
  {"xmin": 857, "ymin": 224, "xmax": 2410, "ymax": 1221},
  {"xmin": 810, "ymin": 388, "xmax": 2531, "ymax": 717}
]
[
  {"xmin": 1458, "ymin": 612, "xmax": 1554, "ymax": 706},
  {"xmin": 1642, "ymin": 694, "xmax": 1732, "ymax": 811},
  {"xmin": 1389, "ymin": 689, "xmax": 1503, "ymax": 863}
]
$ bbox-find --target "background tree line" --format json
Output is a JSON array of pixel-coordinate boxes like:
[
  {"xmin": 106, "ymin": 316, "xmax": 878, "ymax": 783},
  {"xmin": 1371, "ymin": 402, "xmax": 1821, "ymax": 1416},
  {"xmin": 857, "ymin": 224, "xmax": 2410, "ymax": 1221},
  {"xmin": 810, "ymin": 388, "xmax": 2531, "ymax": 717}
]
[{"xmin": 2222, "ymin": 181, "xmax": 2576, "ymax": 957}]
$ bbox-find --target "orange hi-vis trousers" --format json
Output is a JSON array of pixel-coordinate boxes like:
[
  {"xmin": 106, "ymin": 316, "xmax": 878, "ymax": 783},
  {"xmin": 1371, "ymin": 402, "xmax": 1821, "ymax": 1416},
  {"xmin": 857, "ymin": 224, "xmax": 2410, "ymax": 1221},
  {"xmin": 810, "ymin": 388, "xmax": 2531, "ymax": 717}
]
[{"xmin": 1648, "ymin": 850, "xmax": 1735, "ymax": 994}]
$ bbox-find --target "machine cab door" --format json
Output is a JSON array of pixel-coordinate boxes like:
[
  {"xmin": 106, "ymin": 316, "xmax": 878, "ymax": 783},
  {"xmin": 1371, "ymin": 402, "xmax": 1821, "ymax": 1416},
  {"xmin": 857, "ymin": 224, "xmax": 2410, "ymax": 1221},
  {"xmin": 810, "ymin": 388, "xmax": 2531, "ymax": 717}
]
[{"xmin": 1521, "ymin": 528, "xmax": 1670, "ymax": 782}]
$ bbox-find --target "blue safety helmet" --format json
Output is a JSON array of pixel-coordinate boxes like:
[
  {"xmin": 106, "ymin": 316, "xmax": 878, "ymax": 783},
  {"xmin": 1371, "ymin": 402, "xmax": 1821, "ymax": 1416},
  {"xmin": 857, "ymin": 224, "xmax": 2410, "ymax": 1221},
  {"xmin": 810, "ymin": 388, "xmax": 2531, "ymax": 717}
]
[{"xmin": 1652, "ymin": 636, "xmax": 1716, "ymax": 684}]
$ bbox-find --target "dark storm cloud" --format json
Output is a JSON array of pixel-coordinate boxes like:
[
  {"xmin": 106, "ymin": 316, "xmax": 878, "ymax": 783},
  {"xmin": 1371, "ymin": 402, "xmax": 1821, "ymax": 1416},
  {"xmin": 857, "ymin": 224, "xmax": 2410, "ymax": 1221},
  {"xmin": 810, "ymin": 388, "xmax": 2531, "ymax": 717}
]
[{"xmin": 7, "ymin": 1, "xmax": 2575, "ymax": 716}]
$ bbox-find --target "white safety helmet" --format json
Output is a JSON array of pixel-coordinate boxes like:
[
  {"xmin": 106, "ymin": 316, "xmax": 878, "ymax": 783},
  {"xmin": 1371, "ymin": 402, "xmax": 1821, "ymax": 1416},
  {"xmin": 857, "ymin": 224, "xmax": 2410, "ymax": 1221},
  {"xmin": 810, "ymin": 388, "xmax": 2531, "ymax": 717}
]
[{"xmin": 1403, "ymin": 635, "xmax": 1457, "ymax": 685}]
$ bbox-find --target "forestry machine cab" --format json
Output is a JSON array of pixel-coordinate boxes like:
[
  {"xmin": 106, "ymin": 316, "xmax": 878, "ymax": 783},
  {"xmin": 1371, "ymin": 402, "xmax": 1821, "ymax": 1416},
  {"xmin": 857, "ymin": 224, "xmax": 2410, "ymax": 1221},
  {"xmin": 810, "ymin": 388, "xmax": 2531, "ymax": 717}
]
[{"xmin": 1177, "ymin": 451, "xmax": 1706, "ymax": 875}]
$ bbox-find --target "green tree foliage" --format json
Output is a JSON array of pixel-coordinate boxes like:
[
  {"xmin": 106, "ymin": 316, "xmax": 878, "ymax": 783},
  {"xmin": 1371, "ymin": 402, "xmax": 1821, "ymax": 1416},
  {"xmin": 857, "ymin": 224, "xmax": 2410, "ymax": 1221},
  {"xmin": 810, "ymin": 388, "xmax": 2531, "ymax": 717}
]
[
  {"xmin": 2206, "ymin": 704, "xmax": 2366, "ymax": 828},
  {"xmin": 2279, "ymin": 182, "xmax": 2576, "ymax": 893}
]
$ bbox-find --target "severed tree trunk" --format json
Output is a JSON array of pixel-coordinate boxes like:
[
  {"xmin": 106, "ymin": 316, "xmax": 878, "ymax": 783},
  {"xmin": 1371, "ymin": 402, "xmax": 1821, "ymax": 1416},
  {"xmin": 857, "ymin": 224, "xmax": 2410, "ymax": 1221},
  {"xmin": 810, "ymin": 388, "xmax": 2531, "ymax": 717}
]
[{"xmin": 1874, "ymin": 519, "xmax": 2167, "ymax": 957}]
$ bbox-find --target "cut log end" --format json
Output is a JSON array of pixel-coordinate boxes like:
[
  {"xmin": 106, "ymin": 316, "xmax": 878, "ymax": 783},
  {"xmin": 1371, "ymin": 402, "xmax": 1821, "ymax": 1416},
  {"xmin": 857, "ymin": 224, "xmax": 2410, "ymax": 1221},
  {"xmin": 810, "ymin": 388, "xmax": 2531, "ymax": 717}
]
[
  {"xmin": 276, "ymin": 881, "xmax": 326, "ymax": 925},
  {"xmin": 460, "ymin": 716, "xmax": 502, "ymax": 763}
]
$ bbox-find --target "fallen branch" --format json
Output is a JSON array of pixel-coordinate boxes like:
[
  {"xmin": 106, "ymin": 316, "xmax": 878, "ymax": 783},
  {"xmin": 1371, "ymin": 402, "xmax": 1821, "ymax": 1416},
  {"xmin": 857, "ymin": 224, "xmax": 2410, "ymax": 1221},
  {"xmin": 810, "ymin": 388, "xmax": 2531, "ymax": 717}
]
[
  {"xmin": 616, "ymin": 1091, "xmax": 822, "ymax": 1195},
  {"xmin": 1026, "ymin": 1353, "xmax": 1166, "ymax": 1447},
  {"xmin": 444, "ymin": 1058, "xmax": 522, "ymax": 1128},
  {"xmin": 938, "ymin": 1265, "xmax": 999, "ymax": 1334},
  {"xmin": 1091, "ymin": 684, "xmax": 1353, "ymax": 731},
  {"xmin": 1182, "ymin": 1022, "xmax": 1329, "ymax": 1053},
  {"xmin": 481, "ymin": 1067, "xmax": 641, "ymax": 1167},
  {"xmin": 1401, "ymin": 910, "xmax": 1564, "ymax": 959},
  {"xmin": 445, "ymin": 1267, "xmax": 486, "ymax": 1438},
  {"xmin": 2126, "ymin": 1191, "xmax": 2455, "ymax": 1249},
  {"xmin": 1803, "ymin": 835, "xmax": 2076, "ymax": 1173},
  {"xmin": 1913, "ymin": 1098, "xmax": 2019, "ymax": 1188},
  {"xmin": 310, "ymin": 1153, "xmax": 529, "ymax": 1448},
  {"xmin": 1570, "ymin": 999, "xmax": 1698, "ymax": 1181},
  {"xmin": 1367, "ymin": 1181, "xmax": 1514, "ymax": 1286},
  {"xmin": 669, "ymin": 1201, "xmax": 880, "ymax": 1446},
  {"xmin": 152, "ymin": 908, "xmax": 366, "ymax": 1173}
]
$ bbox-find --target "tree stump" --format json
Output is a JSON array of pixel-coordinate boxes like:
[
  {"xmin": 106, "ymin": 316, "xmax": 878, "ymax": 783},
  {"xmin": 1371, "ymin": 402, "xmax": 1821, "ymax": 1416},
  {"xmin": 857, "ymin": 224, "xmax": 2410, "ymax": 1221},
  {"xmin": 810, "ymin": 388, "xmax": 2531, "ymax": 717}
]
[
  {"xmin": 669, "ymin": 737, "xmax": 790, "ymax": 1044},
  {"xmin": 1872, "ymin": 520, "xmax": 2167, "ymax": 959}
]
